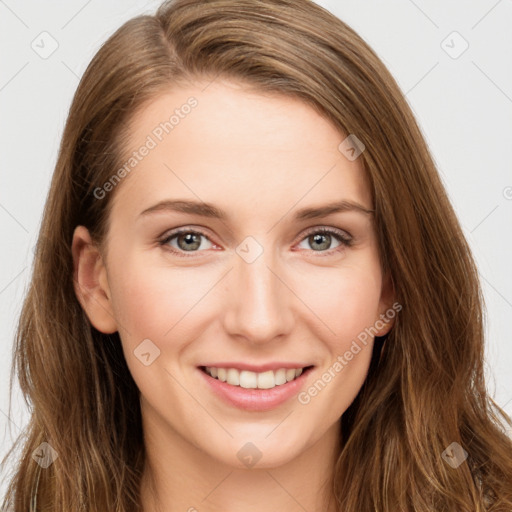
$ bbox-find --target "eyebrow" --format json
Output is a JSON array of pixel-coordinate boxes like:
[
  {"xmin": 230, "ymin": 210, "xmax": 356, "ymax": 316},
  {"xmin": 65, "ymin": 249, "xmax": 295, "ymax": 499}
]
[{"xmin": 138, "ymin": 199, "xmax": 374, "ymax": 221}]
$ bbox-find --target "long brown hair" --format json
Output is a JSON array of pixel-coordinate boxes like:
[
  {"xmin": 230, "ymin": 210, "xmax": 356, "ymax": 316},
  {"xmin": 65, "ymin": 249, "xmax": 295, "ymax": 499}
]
[{"xmin": 2, "ymin": 0, "xmax": 511, "ymax": 510}]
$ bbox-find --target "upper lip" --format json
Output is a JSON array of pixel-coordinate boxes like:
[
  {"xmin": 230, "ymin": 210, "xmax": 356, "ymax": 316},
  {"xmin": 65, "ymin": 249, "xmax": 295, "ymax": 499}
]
[{"xmin": 199, "ymin": 362, "xmax": 314, "ymax": 372}]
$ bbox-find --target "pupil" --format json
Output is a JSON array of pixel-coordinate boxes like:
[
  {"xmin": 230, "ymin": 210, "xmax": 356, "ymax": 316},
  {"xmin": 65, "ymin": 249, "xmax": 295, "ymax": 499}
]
[
  {"xmin": 312, "ymin": 233, "xmax": 330, "ymax": 251},
  {"xmin": 179, "ymin": 233, "xmax": 200, "ymax": 250}
]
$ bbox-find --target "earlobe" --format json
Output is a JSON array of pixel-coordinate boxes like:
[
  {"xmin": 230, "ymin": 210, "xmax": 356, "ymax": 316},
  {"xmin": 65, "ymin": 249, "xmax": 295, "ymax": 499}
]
[
  {"xmin": 375, "ymin": 270, "xmax": 396, "ymax": 336},
  {"xmin": 375, "ymin": 311, "xmax": 395, "ymax": 337},
  {"xmin": 71, "ymin": 225, "xmax": 118, "ymax": 334}
]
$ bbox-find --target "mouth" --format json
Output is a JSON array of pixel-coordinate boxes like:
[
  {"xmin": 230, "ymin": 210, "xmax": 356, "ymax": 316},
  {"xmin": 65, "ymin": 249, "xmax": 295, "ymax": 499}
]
[
  {"xmin": 199, "ymin": 365, "xmax": 315, "ymax": 390},
  {"xmin": 198, "ymin": 364, "xmax": 315, "ymax": 411}
]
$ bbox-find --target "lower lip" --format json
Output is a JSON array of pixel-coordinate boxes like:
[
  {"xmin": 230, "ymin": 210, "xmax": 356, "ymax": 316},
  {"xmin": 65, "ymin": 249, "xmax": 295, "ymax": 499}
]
[{"xmin": 198, "ymin": 366, "xmax": 313, "ymax": 412}]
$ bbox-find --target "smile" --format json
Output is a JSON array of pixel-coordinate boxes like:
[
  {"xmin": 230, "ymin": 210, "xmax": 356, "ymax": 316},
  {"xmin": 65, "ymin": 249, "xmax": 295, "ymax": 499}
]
[
  {"xmin": 198, "ymin": 365, "xmax": 315, "ymax": 411},
  {"xmin": 202, "ymin": 366, "xmax": 308, "ymax": 389}
]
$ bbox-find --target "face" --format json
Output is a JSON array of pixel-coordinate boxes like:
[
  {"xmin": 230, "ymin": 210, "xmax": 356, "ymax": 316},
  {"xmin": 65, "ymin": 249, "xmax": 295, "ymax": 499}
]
[{"xmin": 72, "ymin": 79, "xmax": 395, "ymax": 469}]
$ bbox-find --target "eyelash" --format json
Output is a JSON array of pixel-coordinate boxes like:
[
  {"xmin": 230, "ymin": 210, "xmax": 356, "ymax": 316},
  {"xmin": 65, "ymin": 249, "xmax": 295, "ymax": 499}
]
[{"xmin": 158, "ymin": 226, "xmax": 353, "ymax": 258}]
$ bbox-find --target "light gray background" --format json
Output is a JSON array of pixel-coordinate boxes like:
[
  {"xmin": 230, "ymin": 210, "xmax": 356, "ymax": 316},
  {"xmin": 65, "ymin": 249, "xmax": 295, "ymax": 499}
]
[{"xmin": 1, "ymin": 0, "xmax": 511, "ymax": 494}]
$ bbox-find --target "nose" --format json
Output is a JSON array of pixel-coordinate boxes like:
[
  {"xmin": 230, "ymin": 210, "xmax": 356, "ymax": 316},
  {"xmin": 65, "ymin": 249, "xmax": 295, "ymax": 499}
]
[{"xmin": 222, "ymin": 243, "xmax": 295, "ymax": 345}]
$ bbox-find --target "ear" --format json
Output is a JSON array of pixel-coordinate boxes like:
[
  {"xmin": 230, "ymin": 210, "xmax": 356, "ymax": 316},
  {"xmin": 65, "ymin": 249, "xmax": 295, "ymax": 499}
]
[
  {"xmin": 374, "ymin": 270, "xmax": 397, "ymax": 337},
  {"xmin": 71, "ymin": 225, "xmax": 118, "ymax": 334}
]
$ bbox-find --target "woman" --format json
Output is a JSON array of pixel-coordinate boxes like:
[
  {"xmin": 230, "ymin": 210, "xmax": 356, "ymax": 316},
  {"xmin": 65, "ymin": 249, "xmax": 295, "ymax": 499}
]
[{"xmin": 2, "ymin": 0, "xmax": 512, "ymax": 510}]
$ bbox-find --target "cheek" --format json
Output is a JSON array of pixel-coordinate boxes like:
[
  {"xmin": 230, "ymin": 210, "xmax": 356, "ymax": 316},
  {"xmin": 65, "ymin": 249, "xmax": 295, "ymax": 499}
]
[
  {"xmin": 109, "ymin": 270, "xmax": 167, "ymax": 342},
  {"xmin": 298, "ymin": 261, "xmax": 383, "ymax": 346},
  {"xmin": 107, "ymin": 253, "xmax": 215, "ymax": 346},
  {"xmin": 106, "ymin": 255, "xmax": 206, "ymax": 393},
  {"xmin": 296, "ymin": 266, "xmax": 381, "ymax": 416}
]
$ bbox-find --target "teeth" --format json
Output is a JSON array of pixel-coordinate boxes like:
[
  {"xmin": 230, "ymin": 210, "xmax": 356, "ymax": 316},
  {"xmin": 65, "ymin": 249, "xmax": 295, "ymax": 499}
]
[
  {"xmin": 285, "ymin": 368, "xmax": 296, "ymax": 382},
  {"xmin": 257, "ymin": 370, "xmax": 274, "ymax": 389},
  {"xmin": 227, "ymin": 368, "xmax": 240, "ymax": 386},
  {"xmin": 274, "ymin": 368, "xmax": 287, "ymax": 385},
  {"xmin": 240, "ymin": 370, "xmax": 258, "ymax": 389},
  {"xmin": 204, "ymin": 366, "xmax": 307, "ymax": 389}
]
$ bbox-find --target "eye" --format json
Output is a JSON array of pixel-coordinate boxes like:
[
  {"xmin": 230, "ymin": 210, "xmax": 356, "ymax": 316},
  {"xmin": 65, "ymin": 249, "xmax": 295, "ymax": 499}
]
[
  {"xmin": 158, "ymin": 226, "xmax": 353, "ymax": 258},
  {"xmin": 295, "ymin": 227, "xmax": 353, "ymax": 255},
  {"xmin": 159, "ymin": 228, "xmax": 215, "ymax": 257}
]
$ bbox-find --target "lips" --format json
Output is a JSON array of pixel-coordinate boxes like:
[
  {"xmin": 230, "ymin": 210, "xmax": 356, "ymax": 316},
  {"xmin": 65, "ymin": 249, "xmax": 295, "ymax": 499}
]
[{"xmin": 197, "ymin": 364, "xmax": 315, "ymax": 411}]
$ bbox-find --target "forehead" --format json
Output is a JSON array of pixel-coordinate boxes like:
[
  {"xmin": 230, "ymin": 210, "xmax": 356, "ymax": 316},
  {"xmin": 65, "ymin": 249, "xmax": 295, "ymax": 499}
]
[{"xmin": 110, "ymin": 79, "xmax": 372, "ymax": 221}]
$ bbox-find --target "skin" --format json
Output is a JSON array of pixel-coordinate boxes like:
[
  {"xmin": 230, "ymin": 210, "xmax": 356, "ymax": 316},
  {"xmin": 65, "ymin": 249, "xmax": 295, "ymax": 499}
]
[{"xmin": 72, "ymin": 79, "xmax": 395, "ymax": 512}]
